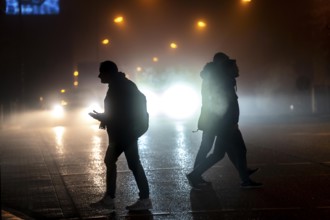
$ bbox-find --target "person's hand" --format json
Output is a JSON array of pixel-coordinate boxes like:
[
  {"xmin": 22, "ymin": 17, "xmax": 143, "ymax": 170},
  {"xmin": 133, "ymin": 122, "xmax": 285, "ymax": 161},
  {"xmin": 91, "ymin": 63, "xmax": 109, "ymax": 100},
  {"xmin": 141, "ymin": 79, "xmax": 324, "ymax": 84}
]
[{"xmin": 88, "ymin": 110, "xmax": 103, "ymax": 121}]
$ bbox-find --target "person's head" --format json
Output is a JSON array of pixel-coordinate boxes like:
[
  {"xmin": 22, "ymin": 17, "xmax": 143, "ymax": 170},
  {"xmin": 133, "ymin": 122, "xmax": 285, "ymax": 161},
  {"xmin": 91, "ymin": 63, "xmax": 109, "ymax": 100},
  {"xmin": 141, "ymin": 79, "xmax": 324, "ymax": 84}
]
[
  {"xmin": 213, "ymin": 52, "xmax": 229, "ymax": 64},
  {"xmin": 98, "ymin": 60, "xmax": 119, "ymax": 83}
]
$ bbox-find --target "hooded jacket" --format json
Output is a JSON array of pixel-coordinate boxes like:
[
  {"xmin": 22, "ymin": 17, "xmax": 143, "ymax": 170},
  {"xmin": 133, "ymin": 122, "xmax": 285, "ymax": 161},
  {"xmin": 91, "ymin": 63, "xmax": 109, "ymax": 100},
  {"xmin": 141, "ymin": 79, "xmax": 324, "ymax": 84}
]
[{"xmin": 198, "ymin": 61, "xmax": 239, "ymax": 134}]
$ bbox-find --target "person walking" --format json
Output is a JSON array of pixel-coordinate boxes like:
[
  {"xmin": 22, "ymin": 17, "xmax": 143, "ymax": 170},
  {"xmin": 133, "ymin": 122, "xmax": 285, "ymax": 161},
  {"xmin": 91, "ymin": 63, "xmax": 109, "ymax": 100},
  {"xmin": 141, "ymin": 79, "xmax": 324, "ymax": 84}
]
[
  {"xmin": 89, "ymin": 60, "xmax": 152, "ymax": 211},
  {"xmin": 187, "ymin": 52, "xmax": 262, "ymax": 189}
]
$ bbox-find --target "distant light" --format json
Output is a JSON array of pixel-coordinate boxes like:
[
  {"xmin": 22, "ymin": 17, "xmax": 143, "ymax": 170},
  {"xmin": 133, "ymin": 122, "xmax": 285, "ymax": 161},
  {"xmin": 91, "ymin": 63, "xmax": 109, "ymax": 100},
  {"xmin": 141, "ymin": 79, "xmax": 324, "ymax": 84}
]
[
  {"xmin": 73, "ymin": 81, "xmax": 79, "ymax": 87},
  {"xmin": 52, "ymin": 105, "xmax": 64, "ymax": 118},
  {"xmin": 152, "ymin": 57, "xmax": 159, "ymax": 62},
  {"xmin": 60, "ymin": 89, "xmax": 66, "ymax": 93},
  {"xmin": 161, "ymin": 84, "xmax": 200, "ymax": 119},
  {"xmin": 39, "ymin": 96, "xmax": 44, "ymax": 102},
  {"xmin": 102, "ymin": 39, "xmax": 110, "ymax": 45},
  {"xmin": 137, "ymin": 67, "xmax": 142, "ymax": 72},
  {"xmin": 170, "ymin": 42, "xmax": 178, "ymax": 49},
  {"xmin": 242, "ymin": 0, "xmax": 252, "ymax": 3},
  {"xmin": 5, "ymin": 0, "xmax": 60, "ymax": 15},
  {"xmin": 73, "ymin": 71, "xmax": 79, "ymax": 76},
  {"xmin": 197, "ymin": 21, "xmax": 207, "ymax": 28},
  {"xmin": 114, "ymin": 16, "xmax": 124, "ymax": 23},
  {"xmin": 290, "ymin": 105, "xmax": 294, "ymax": 111},
  {"xmin": 61, "ymin": 100, "xmax": 68, "ymax": 106}
]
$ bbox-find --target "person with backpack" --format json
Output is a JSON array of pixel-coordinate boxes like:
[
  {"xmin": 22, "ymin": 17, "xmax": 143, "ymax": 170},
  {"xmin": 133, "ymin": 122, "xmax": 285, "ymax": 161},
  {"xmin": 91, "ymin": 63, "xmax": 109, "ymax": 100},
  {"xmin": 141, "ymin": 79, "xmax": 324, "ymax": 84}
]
[
  {"xmin": 89, "ymin": 60, "xmax": 152, "ymax": 211},
  {"xmin": 187, "ymin": 52, "xmax": 263, "ymax": 189}
]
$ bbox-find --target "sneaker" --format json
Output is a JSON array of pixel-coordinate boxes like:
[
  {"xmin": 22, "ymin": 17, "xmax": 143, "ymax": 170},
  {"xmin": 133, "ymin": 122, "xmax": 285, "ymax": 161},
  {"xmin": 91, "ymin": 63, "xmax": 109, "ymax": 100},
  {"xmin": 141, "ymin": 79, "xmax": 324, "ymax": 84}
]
[
  {"xmin": 240, "ymin": 180, "xmax": 263, "ymax": 189},
  {"xmin": 186, "ymin": 173, "xmax": 204, "ymax": 190},
  {"xmin": 126, "ymin": 198, "xmax": 153, "ymax": 211},
  {"xmin": 198, "ymin": 177, "xmax": 212, "ymax": 186},
  {"xmin": 248, "ymin": 168, "xmax": 259, "ymax": 176},
  {"xmin": 90, "ymin": 195, "xmax": 115, "ymax": 210}
]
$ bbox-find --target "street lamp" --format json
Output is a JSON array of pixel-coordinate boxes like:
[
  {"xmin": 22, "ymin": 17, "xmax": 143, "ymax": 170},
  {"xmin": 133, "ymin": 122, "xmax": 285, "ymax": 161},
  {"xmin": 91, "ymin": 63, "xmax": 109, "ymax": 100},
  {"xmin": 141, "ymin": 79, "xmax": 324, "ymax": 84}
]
[
  {"xmin": 114, "ymin": 16, "xmax": 124, "ymax": 24},
  {"xmin": 170, "ymin": 42, "xmax": 178, "ymax": 49},
  {"xmin": 101, "ymin": 38, "xmax": 110, "ymax": 45},
  {"xmin": 197, "ymin": 20, "xmax": 207, "ymax": 29},
  {"xmin": 152, "ymin": 57, "xmax": 159, "ymax": 62}
]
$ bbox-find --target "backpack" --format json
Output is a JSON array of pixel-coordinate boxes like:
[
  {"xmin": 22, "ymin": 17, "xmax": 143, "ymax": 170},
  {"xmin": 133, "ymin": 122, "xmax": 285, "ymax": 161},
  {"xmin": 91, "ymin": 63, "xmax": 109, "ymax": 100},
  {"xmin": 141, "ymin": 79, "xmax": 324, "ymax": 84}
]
[{"xmin": 133, "ymin": 90, "xmax": 149, "ymax": 138}]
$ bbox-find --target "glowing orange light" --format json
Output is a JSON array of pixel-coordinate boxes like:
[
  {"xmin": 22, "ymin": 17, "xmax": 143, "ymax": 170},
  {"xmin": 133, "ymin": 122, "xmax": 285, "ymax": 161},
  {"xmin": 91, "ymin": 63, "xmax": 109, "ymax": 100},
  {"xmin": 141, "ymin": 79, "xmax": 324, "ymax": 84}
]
[
  {"xmin": 170, "ymin": 42, "xmax": 178, "ymax": 49},
  {"xmin": 73, "ymin": 81, "xmax": 79, "ymax": 86},
  {"xmin": 114, "ymin": 16, "xmax": 124, "ymax": 23},
  {"xmin": 102, "ymin": 39, "xmax": 110, "ymax": 45},
  {"xmin": 242, "ymin": 0, "xmax": 251, "ymax": 2},
  {"xmin": 152, "ymin": 57, "xmax": 159, "ymax": 62},
  {"xmin": 197, "ymin": 21, "xmax": 206, "ymax": 28}
]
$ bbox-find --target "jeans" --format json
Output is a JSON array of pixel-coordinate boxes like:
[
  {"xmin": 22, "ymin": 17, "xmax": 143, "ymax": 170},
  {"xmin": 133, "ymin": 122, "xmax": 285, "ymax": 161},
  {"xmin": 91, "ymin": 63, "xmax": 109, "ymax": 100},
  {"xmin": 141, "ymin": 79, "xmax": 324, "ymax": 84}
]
[{"xmin": 104, "ymin": 133, "xmax": 149, "ymax": 199}]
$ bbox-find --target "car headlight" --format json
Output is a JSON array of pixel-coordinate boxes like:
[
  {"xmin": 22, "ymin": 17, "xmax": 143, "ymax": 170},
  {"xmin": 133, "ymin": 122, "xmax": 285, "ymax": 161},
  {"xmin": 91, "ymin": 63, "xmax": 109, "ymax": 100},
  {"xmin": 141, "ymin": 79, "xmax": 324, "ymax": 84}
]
[
  {"xmin": 139, "ymin": 87, "xmax": 162, "ymax": 117},
  {"xmin": 52, "ymin": 104, "xmax": 64, "ymax": 118},
  {"xmin": 161, "ymin": 84, "xmax": 200, "ymax": 119}
]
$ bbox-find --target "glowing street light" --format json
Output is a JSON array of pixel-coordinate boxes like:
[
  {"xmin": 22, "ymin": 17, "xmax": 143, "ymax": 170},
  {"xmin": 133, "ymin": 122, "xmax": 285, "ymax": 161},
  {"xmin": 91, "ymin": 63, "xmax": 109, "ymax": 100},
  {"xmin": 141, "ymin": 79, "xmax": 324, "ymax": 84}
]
[
  {"xmin": 170, "ymin": 42, "xmax": 178, "ymax": 49},
  {"xmin": 152, "ymin": 57, "xmax": 159, "ymax": 62},
  {"xmin": 197, "ymin": 20, "xmax": 207, "ymax": 28},
  {"xmin": 102, "ymin": 38, "xmax": 110, "ymax": 45},
  {"xmin": 60, "ymin": 89, "xmax": 66, "ymax": 93},
  {"xmin": 114, "ymin": 16, "xmax": 124, "ymax": 24},
  {"xmin": 73, "ymin": 70, "xmax": 79, "ymax": 77},
  {"xmin": 136, "ymin": 66, "xmax": 142, "ymax": 72},
  {"xmin": 242, "ymin": 0, "xmax": 252, "ymax": 3}
]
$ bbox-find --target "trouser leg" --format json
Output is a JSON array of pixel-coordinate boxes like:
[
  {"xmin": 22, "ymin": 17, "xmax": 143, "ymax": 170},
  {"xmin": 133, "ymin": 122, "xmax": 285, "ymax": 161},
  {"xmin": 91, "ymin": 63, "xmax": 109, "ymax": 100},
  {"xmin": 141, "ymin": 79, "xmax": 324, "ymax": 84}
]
[
  {"xmin": 125, "ymin": 140, "xmax": 150, "ymax": 199},
  {"xmin": 193, "ymin": 132, "xmax": 216, "ymax": 168},
  {"xmin": 190, "ymin": 136, "xmax": 226, "ymax": 178},
  {"xmin": 226, "ymin": 128, "xmax": 249, "ymax": 182},
  {"xmin": 104, "ymin": 142, "xmax": 123, "ymax": 198}
]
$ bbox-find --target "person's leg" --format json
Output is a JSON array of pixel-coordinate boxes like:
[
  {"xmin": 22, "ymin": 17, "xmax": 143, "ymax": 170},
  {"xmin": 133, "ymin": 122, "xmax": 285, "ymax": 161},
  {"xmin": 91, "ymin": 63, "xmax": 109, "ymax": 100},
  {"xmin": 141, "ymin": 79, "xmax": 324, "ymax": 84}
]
[
  {"xmin": 104, "ymin": 140, "xmax": 124, "ymax": 198},
  {"xmin": 193, "ymin": 132, "xmax": 216, "ymax": 168},
  {"xmin": 124, "ymin": 140, "xmax": 149, "ymax": 199},
  {"xmin": 124, "ymin": 139, "xmax": 152, "ymax": 210},
  {"xmin": 188, "ymin": 136, "xmax": 226, "ymax": 182},
  {"xmin": 225, "ymin": 128, "xmax": 263, "ymax": 188},
  {"xmin": 90, "ymin": 137, "xmax": 123, "ymax": 209},
  {"xmin": 225, "ymin": 128, "xmax": 249, "ymax": 183}
]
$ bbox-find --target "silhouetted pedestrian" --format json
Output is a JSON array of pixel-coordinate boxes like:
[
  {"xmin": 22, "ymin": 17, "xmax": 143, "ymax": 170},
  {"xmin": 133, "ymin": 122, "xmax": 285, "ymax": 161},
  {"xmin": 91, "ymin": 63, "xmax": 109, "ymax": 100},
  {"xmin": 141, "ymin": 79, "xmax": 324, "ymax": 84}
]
[
  {"xmin": 89, "ymin": 60, "xmax": 152, "ymax": 211},
  {"xmin": 187, "ymin": 52, "xmax": 262, "ymax": 189}
]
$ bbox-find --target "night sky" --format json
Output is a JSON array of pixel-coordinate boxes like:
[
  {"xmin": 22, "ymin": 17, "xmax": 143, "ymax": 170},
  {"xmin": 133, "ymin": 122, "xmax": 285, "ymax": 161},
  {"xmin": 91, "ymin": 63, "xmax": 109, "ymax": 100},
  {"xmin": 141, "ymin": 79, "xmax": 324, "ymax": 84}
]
[{"xmin": 1, "ymin": 0, "xmax": 329, "ymax": 109}]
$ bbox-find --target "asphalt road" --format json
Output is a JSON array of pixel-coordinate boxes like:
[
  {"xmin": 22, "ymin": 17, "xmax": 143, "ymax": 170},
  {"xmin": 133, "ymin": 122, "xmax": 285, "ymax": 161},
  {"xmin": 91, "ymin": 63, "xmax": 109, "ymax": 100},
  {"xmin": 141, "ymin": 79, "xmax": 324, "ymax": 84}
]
[{"xmin": 1, "ymin": 113, "xmax": 330, "ymax": 219}]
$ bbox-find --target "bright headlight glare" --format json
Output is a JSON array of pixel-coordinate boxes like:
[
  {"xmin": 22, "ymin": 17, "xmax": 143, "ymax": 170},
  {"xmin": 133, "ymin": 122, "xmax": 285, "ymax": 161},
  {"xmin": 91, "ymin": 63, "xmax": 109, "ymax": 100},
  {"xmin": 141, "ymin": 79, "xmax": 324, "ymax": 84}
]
[
  {"xmin": 139, "ymin": 87, "xmax": 162, "ymax": 116},
  {"xmin": 161, "ymin": 84, "xmax": 200, "ymax": 119},
  {"xmin": 52, "ymin": 104, "xmax": 64, "ymax": 118}
]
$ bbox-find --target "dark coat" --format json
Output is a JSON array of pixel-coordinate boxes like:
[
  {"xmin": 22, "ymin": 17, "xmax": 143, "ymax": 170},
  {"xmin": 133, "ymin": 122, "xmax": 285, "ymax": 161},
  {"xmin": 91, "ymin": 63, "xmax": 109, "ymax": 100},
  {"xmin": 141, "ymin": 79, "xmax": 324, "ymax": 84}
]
[
  {"xmin": 197, "ymin": 61, "xmax": 239, "ymax": 134},
  {"xmin": 103, "ymin": 72, "xmax": 147, "ymax": 140}
]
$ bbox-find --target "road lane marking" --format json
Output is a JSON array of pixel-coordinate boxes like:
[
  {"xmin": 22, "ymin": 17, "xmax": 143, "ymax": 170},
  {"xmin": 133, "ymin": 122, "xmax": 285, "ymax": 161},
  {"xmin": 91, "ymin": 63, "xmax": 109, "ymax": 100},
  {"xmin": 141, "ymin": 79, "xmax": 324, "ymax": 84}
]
[
  {"xmin": 278, "ymin": 162, "xmax": 312, "ymax": 165},
  {"xmin": 189, "ymin": 207, "xmax": 302, "ymax": 213},
  {"xmin": 289, "ymin": 132, "xmax": 330, "ymax": 136}
]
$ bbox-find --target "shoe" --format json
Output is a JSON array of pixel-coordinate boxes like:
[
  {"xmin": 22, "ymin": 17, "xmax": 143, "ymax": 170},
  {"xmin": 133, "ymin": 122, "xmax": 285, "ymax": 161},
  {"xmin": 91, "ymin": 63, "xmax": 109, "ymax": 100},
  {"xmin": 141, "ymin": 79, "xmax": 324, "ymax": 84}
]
[
  {"xmin": 240, "ymin": 180, "xmax": 263, "ymax": 189},
  {"xmin": 126, "ymin": 198, "xmax": 153, "ymax": 211},
  {"xmin": 199, "ymin": 177, "xmax": 212, "ymax": 186},
  {"xmin": 186, "ymin": 173, "xmax": 204, "ymax": 190},
  {"xmin": 90, "ymin": 195, "xmax": 115, "ymax": 210},
  {"xmin": 248, "ymin": 168, "xmax": 259, "ymax": 176}
]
